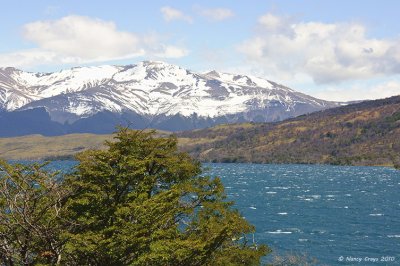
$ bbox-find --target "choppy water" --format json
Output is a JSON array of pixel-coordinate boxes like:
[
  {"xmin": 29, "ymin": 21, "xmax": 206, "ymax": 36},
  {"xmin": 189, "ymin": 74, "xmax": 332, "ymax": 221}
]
[
  {"xmin": 206, "ymin": 163, "xmax": 400, "ymax": 265},
  {"xmin": 48, "ymin": 162, "xmax": 400, "ymax": 265}
]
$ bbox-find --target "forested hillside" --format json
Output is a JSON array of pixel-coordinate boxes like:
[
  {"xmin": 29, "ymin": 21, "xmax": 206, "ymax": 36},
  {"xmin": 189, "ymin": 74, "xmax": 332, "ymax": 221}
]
[{"xmin": 178, "ymin": 96, "xmax": 400, "ymax": 167}]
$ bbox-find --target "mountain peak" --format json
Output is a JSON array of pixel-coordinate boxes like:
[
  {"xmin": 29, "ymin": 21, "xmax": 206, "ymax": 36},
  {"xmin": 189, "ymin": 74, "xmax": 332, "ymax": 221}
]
[
  {"xmin": 0, "ymin": 67, "xmax": 21, "ymax": 74},
  {"xmin": 141, "ymin": 60, "xmax": 169, "ymax": 66},
  {"xmin": 0, "ymin": 61, "xmax": 339, "ymax": 130},
  {"xmin": 139, "ymin": 60, "xmax": 183, "ymax": 70},
  {"xmin": 204, "ymin": 70, "xmax": 220, "ymax": 78}
]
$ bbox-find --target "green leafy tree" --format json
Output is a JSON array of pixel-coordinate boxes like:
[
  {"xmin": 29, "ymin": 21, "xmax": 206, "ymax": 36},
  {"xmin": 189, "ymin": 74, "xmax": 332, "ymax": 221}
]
[
  {"xmin": 64, "ymin": 128, "xmax": 269, "ymax": 265},
  {"xmin": 0, "ymin": 161, "xmax": 71, "ymax": 266}
]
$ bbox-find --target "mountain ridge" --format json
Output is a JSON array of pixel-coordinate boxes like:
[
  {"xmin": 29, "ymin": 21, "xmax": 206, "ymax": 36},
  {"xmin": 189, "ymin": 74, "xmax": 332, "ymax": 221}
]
[{"xmin": 1, "ymin": 61, "xmax": 339, "ymax": 135}]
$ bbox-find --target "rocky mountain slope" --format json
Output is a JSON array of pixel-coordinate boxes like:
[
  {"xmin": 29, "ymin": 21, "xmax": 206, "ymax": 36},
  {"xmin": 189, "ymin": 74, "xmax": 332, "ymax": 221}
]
[{"xmin": 0, "ymin": 61, "xmax": 339, "ymax": 136}]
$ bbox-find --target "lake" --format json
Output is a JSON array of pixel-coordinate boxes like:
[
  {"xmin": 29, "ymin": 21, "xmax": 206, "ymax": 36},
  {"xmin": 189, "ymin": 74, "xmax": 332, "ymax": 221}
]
[{"xmin": 48, "ymin": 162, "xmax": 400, "ymax": 265}]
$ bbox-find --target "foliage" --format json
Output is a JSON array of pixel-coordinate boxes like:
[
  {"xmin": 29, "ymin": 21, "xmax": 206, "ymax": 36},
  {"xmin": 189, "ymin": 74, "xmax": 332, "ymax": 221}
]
[
  {"xmin": 0, "ymin": 128, "xmax": 270, "ymax": 265},
  {"xmin": 0, "ymin": 161, "xmax": 71, "ymax": 265},
  {"xmin": 63, "ymin": 128, "xmax": 269, "ymax": 265}
]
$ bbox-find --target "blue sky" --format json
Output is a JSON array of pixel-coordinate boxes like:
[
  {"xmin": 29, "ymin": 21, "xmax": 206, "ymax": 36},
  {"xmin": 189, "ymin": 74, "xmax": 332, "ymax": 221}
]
[{"xmin": 1, "ymin": 0, "xmax": 400, "ymax": 101}]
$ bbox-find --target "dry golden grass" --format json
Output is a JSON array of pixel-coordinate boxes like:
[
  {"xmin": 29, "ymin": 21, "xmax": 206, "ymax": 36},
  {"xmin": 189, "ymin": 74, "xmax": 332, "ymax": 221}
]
[
  {"xmin": 0, "ymin": 128, "xmax": 176, "ymax": 160},
  {"xmin": 0, "ymin": 134, "xmax": 112, "ymax": 160},
  {"xmin": 178, "ymin": 136, "xmax": 226, "ymax": 147},
  {"xmin": 210, "ymin": 123, "xmax": 256, "ymax": 131},
  {"xmin": 0, "ymin": 130, "xmax": 207, "ymax": 160}
]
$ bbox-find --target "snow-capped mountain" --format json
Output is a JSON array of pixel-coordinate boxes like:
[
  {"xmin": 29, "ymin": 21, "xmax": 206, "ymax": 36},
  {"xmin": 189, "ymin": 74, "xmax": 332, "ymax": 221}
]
[{"xmin": 0, "ymin": 61, "xmax": 339, "ymax": 136}]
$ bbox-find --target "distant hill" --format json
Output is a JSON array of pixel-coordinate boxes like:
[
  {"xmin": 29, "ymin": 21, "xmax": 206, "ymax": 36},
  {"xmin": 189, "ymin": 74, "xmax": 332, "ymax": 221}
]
[
  {"xmin": 178, "ymin": 95, "xmax": 400, "ymax": 167},
  {"xmin": 1, "ymin": 96, "xmax": 399, "ymax": 167}
]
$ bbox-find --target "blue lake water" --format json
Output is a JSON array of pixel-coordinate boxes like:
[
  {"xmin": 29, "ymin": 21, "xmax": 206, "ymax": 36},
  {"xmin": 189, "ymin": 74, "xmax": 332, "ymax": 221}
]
[{"xmin": 47, "ymin": 162, "xmax": 400, "ymax": 265}]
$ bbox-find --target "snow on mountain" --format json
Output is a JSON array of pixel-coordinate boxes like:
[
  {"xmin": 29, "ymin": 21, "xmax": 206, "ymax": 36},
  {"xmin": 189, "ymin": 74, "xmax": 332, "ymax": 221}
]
[
  {"xmin": 0, "ymin": 65, "xmax": 120, "ymax": 111},
  {"xmin": 0, "ymin": 61, "xmax": 339, "ymax": 126}
]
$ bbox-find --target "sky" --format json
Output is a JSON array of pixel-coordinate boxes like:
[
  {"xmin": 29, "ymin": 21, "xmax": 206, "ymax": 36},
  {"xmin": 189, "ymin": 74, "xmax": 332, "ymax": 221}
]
[{"xmin": 1, "ymin": 0, "xmax": 400, "ymax": 101}]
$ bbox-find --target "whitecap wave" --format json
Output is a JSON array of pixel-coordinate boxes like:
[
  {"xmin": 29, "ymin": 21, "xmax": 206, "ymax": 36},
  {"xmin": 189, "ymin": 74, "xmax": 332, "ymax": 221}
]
[{"xmin": 267, "ymin": 230, "xmax": 292, "ymax": 234}]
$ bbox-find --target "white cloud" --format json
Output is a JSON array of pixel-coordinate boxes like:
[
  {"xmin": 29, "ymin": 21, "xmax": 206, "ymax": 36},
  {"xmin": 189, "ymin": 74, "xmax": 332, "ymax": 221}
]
[
  {"xmin": 198, "ymin": 8, "xmax": 234, "ymax": 21},
  {"xmin": 0, "ymin": 16, "xmax": 188, "ymax": 68},
  {"xmin": 153, "ymin": 45, "xmax": 189, "ymax": 58},
  {"xmin": 160, "ymin": 6, "xmax": 193, "ymax": 23},
  {"xmin": 23, "ymin": 15, "xmax": 143, "ymax": 61},
  {"xmin": 258, "ymin": 13, "xmax": 293, "ymax": 35},
  {"xmin": 0, "ymin": 49, "xmax": 59, "ymax": 68},
  {"xmin": 314, "ymin": 80, "xmax": 400, "ymax": 101},
  {"xmin": 238, "ymin": 13, "xmax": 400, "ymax": 84}
]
